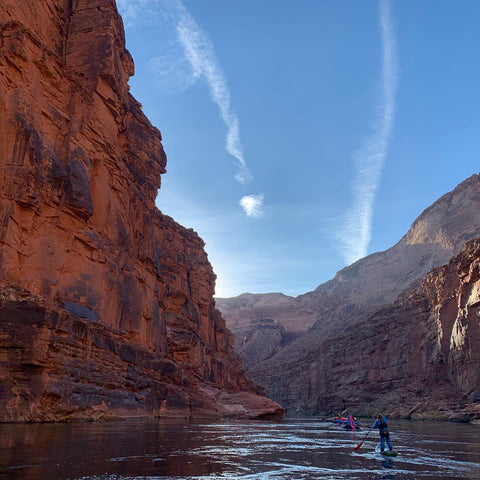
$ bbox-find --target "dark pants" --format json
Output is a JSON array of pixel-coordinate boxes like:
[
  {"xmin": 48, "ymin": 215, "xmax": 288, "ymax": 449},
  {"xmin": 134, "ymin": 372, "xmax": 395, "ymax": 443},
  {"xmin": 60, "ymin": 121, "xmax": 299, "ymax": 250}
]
[{"xmin": 380, "ymin": 429, "xmax": 392, "ymax": 451}]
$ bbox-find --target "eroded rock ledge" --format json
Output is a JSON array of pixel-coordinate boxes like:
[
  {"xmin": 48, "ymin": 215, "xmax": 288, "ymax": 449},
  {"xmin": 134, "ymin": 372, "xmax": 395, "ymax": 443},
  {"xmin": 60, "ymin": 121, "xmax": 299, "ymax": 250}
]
[{"xmin": 0, "ymin": 1, "xmax": 283, "ymax": 421}]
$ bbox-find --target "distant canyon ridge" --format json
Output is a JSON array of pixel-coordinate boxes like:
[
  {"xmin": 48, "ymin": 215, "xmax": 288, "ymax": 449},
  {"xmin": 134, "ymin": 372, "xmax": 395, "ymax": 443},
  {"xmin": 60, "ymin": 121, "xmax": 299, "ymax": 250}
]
[
  {"xmin": 217, "ymin": 175, "xmax": 480, "ymax": 420},
  {"xmin": 0, "ymin": 0, "xmax": 283, "ymax": 422}
]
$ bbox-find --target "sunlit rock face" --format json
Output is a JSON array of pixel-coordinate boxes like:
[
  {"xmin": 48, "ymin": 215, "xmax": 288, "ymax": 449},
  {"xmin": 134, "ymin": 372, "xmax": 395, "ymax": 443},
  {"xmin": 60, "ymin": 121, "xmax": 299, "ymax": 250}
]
[
  {"xmin": 250, "ymin": 239, "xmax": 480, "ymax": 419},
  {"xmin": 0, "ymin": 0, "xmax": 283, "ymax": 422},
  {"xmin": 218, "ymin": 175, "xmax": 480, "ymax": 418}
]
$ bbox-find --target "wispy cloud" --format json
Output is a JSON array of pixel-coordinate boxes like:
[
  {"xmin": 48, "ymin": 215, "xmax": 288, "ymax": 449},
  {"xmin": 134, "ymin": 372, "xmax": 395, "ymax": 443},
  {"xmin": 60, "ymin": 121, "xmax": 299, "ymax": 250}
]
[
  {"xmin": 239, "ymin": 194, "xmax": 265, "ymax": 218},
  {"xmin": 117, "ymin": 0, "xmax": 262, "ymax": 216},
  {"xmin": 174, "ymin": 3, "xmax": 253, "ymax": 185},
  {"xmin": 156, "ymin": 189, "xmax": 311, "ymax": 297},
  {"xmin": 116, "ymin": 0, "xmax": 161, "ymax": 27},
  {"xmin": 338, "ymin": 0, "xmax": 398, "ymax": 265}
]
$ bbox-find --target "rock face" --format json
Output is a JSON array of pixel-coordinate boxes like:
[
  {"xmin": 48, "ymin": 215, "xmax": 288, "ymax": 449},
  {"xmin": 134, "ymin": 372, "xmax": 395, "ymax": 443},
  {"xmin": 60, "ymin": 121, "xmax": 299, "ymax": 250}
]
[
  {"xmin": 0, "ymin": 0, "xmax": 283, "ymax": 422},
  {"xmin": 218, "ymin": 175, "xmax": 480, "ymax": 417},
  {"xmin": 215, "ymin": 293, "xmax": 318, "ymax": 369},
  {"xmin": 250, "ymin": 239, "xmax": 480, "ymax": 419}
]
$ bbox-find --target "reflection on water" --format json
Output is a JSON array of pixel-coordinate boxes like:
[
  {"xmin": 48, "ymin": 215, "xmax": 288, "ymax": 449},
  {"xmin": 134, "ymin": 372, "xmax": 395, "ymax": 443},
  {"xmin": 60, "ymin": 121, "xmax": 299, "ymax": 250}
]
[{"xmin": 1, "ymin": 417, "xmax": 479, "ymax": 479}]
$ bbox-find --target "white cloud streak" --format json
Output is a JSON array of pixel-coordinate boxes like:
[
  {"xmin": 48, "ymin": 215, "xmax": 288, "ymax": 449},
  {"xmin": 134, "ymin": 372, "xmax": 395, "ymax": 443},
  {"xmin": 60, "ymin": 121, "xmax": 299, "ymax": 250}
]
[
  {"xmin": 117, "ymin": 0, "xmax": 262, "ymax": 217},
  {"xmin": 338, "ymin": 0, "xmax": 398, "ymax": 265},
  {"xmin": 174, "ymin": 3, "xmax": 253, "ymax": 185},
  {"xmin": 239, "ymin": 194, "xmax": 265, "ymax": 218},
  {"xmin": 116, "ymin": 0, "xmax": 160, "ymax": 27}
]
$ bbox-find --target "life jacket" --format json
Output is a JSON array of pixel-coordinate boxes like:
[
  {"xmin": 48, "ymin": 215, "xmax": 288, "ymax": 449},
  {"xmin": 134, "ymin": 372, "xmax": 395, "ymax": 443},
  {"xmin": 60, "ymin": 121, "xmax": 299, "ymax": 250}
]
[{"xmin": 379, "ymin": 418, "xmax": 388, "ymax": 430}]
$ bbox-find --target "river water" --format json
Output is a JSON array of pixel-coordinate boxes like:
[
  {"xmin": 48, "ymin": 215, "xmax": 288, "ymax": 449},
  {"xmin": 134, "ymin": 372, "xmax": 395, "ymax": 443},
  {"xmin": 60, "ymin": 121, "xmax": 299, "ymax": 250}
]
[{"xmin": 1, "ymin": 417, "xmax": 479, "ymax": 479}]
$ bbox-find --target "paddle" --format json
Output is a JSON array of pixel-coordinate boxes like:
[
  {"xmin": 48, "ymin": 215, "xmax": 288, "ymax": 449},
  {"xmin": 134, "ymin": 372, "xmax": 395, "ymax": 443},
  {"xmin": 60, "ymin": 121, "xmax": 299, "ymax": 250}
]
[{"xmin": 353, "ymin": 423, "xmax": 375, "ymax": 452}]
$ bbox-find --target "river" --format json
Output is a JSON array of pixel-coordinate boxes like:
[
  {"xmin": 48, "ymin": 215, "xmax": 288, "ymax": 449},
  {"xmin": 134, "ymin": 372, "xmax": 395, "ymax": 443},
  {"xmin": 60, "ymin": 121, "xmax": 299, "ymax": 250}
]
[{"xmin": 1, "ymin": 417, "xmax": 479, "ymax": 479}]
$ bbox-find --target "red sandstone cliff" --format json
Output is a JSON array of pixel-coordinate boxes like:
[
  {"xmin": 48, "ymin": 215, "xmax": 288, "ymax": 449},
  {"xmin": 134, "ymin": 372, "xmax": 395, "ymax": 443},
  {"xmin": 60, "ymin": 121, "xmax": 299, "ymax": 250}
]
[{"xmin": 0, "ymin": 0, "xmax": 283, "ymax": 422}]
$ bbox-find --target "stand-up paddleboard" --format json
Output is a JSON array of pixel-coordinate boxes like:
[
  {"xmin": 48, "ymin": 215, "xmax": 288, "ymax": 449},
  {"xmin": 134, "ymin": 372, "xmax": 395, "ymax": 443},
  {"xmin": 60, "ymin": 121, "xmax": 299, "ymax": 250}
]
[{"xmin": 375, "ymin": 445, "xmax": 398, "ymax": 457}]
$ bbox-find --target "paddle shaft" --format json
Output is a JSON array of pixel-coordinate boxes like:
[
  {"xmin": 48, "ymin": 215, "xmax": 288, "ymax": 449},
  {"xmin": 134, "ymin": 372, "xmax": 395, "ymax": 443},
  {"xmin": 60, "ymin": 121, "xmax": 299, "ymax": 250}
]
[{"xmin": 353, "ymin": 424, "xmax": 375, "ymax": 452}]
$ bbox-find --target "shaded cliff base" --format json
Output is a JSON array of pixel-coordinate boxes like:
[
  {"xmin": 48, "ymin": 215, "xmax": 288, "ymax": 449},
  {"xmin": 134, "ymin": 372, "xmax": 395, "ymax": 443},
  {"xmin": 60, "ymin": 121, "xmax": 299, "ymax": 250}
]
[
  {"xmin": 286, "ymin": 383, "xmax": 480, "ymax": 423},
  {"xmin": 0, "ymin": 286, "xmax": 284, "ymax": 423},
  {"xmin": 296, "ymin": 390, "xmax": 480, "ymax": 424}
]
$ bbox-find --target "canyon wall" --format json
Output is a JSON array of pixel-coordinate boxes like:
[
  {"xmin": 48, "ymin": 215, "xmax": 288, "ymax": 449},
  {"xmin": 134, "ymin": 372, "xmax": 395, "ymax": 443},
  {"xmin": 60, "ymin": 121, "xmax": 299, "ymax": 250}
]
[
  {"xmin": 0, "ymin": 0, "xmax": 283, "ymax": 421},
  {"xmin": 249, "ymin": 239, "xmax": 480, "ymax": 419},
  {"xmin": 215, "ymin": 293, "xmax": 318, "ymax": 369},
  {"xmin": 218, "ymin": 175, "xmax": 480, "ymax": 413}
]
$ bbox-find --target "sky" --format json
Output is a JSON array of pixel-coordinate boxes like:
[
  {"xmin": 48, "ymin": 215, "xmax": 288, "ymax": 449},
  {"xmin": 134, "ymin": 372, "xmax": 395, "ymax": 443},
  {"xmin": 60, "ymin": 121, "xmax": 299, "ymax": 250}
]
[{"xmin": 116, "ymin": 0, "xmax": 480, "ymax": 298}]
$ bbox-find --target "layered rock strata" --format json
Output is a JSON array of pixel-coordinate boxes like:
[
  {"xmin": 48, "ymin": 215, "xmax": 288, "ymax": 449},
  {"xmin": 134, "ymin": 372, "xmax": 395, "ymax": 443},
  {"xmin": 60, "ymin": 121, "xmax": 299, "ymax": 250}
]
[
  {"xmin": 216, "ymin": 293, "xmax": 318, "ymax": 369},
  {"xmin": 250, "ymin": 239, "xmax": 480, "ymax": 419},
  {"xmin": 0, "ymin": 0, "xmax": 283, "ymax": 421},
  {"xmin": 218, "ymin": 175, "xmax": 480, "ymax": 417}
]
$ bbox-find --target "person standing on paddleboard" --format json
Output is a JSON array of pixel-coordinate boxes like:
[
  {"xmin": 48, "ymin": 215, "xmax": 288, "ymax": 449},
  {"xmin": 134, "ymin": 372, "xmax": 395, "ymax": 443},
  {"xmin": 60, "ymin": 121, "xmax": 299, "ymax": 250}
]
[{"xmin": 373, "ymin": 414, "xmax": 393, "ymax": 453}]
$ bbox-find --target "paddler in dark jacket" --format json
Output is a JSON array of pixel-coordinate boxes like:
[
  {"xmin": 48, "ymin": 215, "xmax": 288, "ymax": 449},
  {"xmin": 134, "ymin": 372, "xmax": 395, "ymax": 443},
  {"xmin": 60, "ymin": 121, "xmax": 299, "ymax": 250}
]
[{"xmin": 373, "ymin": 414, "xmax": 393, "ymax": 452}]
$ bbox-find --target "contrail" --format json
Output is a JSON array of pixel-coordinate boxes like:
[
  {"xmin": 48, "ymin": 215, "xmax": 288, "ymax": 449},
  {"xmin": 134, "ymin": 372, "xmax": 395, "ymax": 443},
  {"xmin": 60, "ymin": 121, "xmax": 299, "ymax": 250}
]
[
  {"xmin": 118, "ymin": 0, "xmax": 249, "ymax": 178},
  {"xmin": 117, "ymin": 0, "xmax": 260, "ymax": 215},
  {"xmin": 339, "ymin": 0, "xmax": 398, "ymax": 265},
  {"xmin": 175, "ymin": 2, "xmax": 253, "ymax": 185}
]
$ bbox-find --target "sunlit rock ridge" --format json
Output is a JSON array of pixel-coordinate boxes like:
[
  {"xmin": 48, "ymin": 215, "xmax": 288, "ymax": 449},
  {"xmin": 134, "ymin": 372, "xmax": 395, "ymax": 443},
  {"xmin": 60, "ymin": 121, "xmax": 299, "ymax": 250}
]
[
  {"xmin": 217, "ymin": 174, "xmax": 480, "ymax": 419},
  {"xmin": 0, "ymin": 0, "xmax": 283, "ymax": 422}
]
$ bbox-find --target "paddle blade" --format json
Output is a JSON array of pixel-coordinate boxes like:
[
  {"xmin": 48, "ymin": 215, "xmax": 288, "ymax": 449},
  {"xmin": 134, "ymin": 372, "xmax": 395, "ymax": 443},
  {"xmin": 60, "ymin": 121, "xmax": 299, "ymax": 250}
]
[{"xmin": 353, "ymin": 441, "xmax": 364, "ymax": 452}]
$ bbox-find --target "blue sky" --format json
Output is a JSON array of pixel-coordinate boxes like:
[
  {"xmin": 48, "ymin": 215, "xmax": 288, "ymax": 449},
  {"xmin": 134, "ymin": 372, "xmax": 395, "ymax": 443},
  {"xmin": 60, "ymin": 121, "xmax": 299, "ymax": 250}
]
[{"xmin": 117, "ymin": 0, "xmax": 480, "ymax": 298}]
